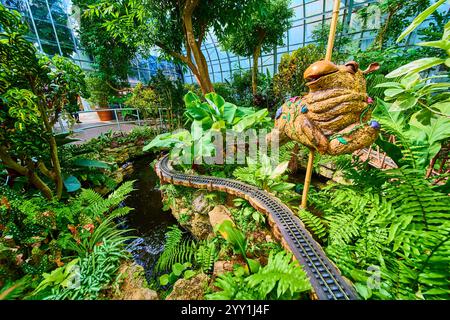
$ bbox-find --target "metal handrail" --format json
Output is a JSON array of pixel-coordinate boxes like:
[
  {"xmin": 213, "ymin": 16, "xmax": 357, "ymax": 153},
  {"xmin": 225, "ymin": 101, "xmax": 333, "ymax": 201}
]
[{"xmin": 56, "ymin": 107, "xmax": 172, "ymax": 134}]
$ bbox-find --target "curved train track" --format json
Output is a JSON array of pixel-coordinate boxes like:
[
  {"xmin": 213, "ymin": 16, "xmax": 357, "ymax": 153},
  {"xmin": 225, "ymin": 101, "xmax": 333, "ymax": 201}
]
[{"xmin": 155, "ymin": 154, "xmax": 359, "ymax": 300}]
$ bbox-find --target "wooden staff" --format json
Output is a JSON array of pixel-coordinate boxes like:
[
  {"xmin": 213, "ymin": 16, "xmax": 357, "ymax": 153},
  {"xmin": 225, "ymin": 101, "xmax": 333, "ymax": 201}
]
[{"xmin": 301, "ymin": 0, "xmax": 341, "ymax": 209}]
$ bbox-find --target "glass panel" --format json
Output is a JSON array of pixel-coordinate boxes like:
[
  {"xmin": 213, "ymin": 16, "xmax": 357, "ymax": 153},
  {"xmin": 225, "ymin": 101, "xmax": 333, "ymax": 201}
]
[
  {"xmin": 34, "ymin": 20, "xmax": 57, "ymax": 43},
  {"xmin": 41, "ymin": 42, "xmax": 59, "ymax": 55},
  {"xmin": 29, "ymin": 0, "xmax": 50, "ymax": 20}
]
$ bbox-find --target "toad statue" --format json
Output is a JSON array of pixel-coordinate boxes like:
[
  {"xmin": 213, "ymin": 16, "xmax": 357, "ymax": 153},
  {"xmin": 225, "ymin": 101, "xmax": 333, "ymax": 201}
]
[{"xmin": 270, "ymin": 60, "xmax": 381, "ymax": 155}]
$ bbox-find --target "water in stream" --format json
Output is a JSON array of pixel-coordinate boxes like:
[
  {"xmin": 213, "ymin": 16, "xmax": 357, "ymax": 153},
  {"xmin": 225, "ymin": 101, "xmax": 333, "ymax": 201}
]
[{"xmin": 122, "ymin": 155, "xmax": 177, "ymax": 280}]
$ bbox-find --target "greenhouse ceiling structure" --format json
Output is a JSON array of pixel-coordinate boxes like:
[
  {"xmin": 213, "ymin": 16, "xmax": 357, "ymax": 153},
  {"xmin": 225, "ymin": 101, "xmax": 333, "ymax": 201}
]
[{"xmin": 0, "ymin": 0, "xmax": 449, "ymax": 307}]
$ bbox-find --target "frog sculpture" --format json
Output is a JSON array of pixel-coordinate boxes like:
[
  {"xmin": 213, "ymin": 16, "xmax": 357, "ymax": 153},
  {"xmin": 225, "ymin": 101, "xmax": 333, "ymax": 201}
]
[{"xmin": 269, "ymin": 60, "xmax": 381, "ymax": 155}]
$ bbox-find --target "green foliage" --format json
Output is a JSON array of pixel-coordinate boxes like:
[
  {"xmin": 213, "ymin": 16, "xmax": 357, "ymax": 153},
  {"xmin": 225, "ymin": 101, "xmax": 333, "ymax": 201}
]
[
  {"xmin": 0, "ymin": 4, "xmax": 87, "ymax": 199},
  {"xmin": 125, "ymin": 82, "xmax": 159, "ymax": 117},
  {"xmin": 273, "ymin": 44, "xmax": 323, "ymax": 99},
  {"xmin": 73, "ymin": 0, "xmax": 136, "ymax": 87},
  {"xmin": 155, "ymin": 225, "xmax": 195, "ymax": 273},
  {"xmin": 86, "ymin": 0, "xmax": 255, "ymax": 92},
  {"xmin": 40, "ymin": 238, "xmax": 130, "ymax": 300},
  {"xmin": 159, "ymin": 262, "xmax": 196, "ymax": 286},
  {"xmin": 195, "ymin": 241, "xmax": 218, "ymax": 273},
  {"xmin": 216, "ymin": 0, "xmax": 293, "ymax": 58},
  {"xmin": 144, "ymin": 91, "xmax": 271, "ymax": 166},
  {"xmin": 0, "ymin": 181, "xmax": 135, "ymax": 298},
  {"xmin": 360, "ymin": 0, "xmax": 435, "ymax": 50},
  {"xmin": 297, "ymin": 209, "xmax": 327, "ymax": 242},
  {"xmin": 206, "ymin": 251, "xmax": 311, "ymax": 300},
  {"xmin": 232, "ymin": 198, "xmax": 266, "ymax": 232},
  {"xmin": 311, "ymin": 22, "xmax": 356, "ymax": 63},
  {"xmin": 217, "ymin": 220, "xmax": 260, "ymax": 274},
  {"xmin": 85, "ymin": 74, "xmax": 113, "ymax": 107},
  {"xmin": 0, "ymin": 275, "xmax": 32, "ymax": 300},
  {"xmin": 371, "ymin": 9, "xmax": 450, "ymax": 172},
  {"xmin": 307, "ymin": 165, "xmax": 450, "ymax": 300},
  {"xmin": 233, "ymin": 154, "xmax": 294, "ymax": 193},
  {"xmin": 245, "ymin": 251, "xmax": 311, "ymax": 299}
]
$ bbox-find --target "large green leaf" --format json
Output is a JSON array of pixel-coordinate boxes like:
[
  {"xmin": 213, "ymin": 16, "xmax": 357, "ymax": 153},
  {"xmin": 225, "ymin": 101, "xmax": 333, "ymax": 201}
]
[
  {"xmin": 63, "ymin": 175, "xmax": 81, "ymax": 192},
  {"xmin": 72, "ymin": 158, "xmax": 110, "ymax": 169},
  {"xmin": 217, "ymin": 220, "xmax": 247, "ymax": 257},
  {"xmin": 386, "ymin": 58, "xmax": 444, "ymax": 78},
  {"xmin": 205, "ymin": 92, "xmax": 225, "ymax": 116},
  {"xmin": 232, "ymin": 109, "xmax": 268, "ymax": 132},
  {"xmin": 143, "ymin": 130, "xmax": 191, "ymax": 151},
  {"xmin": 183, "ymin": 91, "xmax": 201, "ymax": 109},
  {"xmin": 410, "ymin": 112, "xmax": 450, "ymax": 150},
  {"xmin": 396, "ymin": 0, "xmax": 447, "ymax": 42},
  {"xmin": 222, "ymin": 102, "xmax": 237, "ymax": 124},
  {"xmin": 418, "ymin": 39, "xmax": 450, "ymax": 51},
  {"xmin": 375, "ymin": 136, "xmax": 403, "ymax": 166}
]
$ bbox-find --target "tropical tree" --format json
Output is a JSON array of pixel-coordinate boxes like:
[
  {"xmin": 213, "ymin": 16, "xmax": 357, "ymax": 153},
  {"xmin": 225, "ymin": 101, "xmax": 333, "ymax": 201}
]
[
  {"xmin": 0, "ymin": 5, "xmax": 87, "ymax": 200},
  {"xmin": 72, "ymin": 0, "xmax": 137, "ymax": 87},
  {"xmin": 86, "ymin": 0, "xmax": 255, "ymax": 94},
  {"xmin": 216, "ymin": 0, "xmax": 293, "ymax": 95}
]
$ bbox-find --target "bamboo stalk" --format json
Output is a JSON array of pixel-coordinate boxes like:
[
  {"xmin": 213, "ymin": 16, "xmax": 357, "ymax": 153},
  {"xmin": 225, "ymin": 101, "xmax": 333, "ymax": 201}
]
[
  {"xmin": 301, "ymin": 0, "xmax": 341, "ymax": 209},
  {"xmin": 301, "ymin": 151, "xmax": 315, "ymax": 209}
]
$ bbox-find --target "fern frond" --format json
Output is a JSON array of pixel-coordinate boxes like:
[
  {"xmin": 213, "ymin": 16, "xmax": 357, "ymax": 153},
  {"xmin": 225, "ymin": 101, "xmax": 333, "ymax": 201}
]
[
  {"xmin": 155, "ymin": 225, "xmax": 195, "ymax": 273},
  {"xmin": 195, "ymin": 241, "xmax": 218, "ymax": 273},
  {"xmin": 297, "ymin": 209, "xmax": 327, "ymax": 241},
  {"xmin": 246, "ymin": 251, "xmax": 311, "ymax": 299}
]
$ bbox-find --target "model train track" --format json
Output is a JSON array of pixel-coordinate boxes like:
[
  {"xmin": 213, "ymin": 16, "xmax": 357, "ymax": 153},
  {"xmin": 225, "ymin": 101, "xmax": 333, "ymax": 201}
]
[{"xmin": 155, "ymin": 154, "xmax": 359, "ymax": 300}]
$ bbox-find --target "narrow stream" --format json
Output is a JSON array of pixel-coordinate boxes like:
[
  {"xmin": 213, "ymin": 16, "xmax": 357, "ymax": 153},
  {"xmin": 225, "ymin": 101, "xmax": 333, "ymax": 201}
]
[
  {"xmin": 123, "ymin": 155, "xmax": 177, "ymax": 280},
  {"xmin": 121, "ymin": 155, "xmax": 328, "ymax": 281}
]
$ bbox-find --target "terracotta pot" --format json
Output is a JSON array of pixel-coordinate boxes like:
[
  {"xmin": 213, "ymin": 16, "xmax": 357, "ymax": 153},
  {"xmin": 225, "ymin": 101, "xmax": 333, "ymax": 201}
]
[{"xmin": 96, "ymin": 109, "xmax": 114, "ymax": 121}]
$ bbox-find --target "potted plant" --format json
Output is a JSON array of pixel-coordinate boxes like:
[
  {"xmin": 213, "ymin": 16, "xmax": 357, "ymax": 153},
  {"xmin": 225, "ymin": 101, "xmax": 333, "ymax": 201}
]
[{"xmin": 85, "ymin": 74, "xmax": 114, "ymax": 121}]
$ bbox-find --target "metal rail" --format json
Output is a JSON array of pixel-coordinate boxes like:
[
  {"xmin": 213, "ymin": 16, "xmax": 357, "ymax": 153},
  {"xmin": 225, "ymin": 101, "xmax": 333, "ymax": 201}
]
[{"xmin": 155, "ymin": 154, "xmax": 359, "ymax": 300}]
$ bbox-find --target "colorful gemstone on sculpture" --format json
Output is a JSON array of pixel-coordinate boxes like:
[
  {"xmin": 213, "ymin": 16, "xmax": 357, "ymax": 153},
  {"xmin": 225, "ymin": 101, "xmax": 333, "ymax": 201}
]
[
  {"xmin": 301, "ymin": 105, "xmax": 308, "ymax": 114},
  {"xmin": 275, "ymin": 106, "xmax": 283, "ymax": 119},
  {"xmin": 268, "ymin": 60, "xmax": 381, "ymax": 155},
  {"xmin": 370, "ymin": 120, "xmax": 380, "ymax": 129}
]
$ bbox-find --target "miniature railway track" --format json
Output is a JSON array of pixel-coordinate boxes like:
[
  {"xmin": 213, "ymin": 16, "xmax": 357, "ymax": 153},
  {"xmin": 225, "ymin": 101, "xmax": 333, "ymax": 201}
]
[{"xmin": 155, "ymin": 154, "xmax": 359, "ymax": 300}]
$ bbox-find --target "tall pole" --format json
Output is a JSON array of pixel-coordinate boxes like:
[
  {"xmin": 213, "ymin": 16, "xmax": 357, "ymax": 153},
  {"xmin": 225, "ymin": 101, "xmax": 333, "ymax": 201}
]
[{"xmin": 301, "ymin": 0, "xmax": 341, "ymax": 209}]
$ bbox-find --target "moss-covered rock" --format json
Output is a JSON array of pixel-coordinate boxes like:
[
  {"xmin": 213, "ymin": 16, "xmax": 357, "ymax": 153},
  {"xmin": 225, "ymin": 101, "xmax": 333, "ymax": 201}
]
[{"xmin": 166, "ymin": 273, "xmax": 210, "ymax": 300}]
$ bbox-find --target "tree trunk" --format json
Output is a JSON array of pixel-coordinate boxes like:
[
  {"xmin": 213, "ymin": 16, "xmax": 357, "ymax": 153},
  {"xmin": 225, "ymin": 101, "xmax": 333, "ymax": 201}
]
[
  {"xmin": 38, "ymin": 103, "xmax": 63, "ymax": 199},
  {"xmin": 252, "ymin": 44, "xmax": 262, "ymax": 96},
  {"xmin": 183, "ymin": 0, "xmax": 214, "ymax": 94},
  {"xmin": 49, "ymin": 135, "xmax": 63, "ymax": 199},
  {"xmin": 0, "ymin": 147, "xmax": 53, "ymax": 200},
  {"xmin": 28, "ymin": 170, "xmax": 54, "ymax": 200}
]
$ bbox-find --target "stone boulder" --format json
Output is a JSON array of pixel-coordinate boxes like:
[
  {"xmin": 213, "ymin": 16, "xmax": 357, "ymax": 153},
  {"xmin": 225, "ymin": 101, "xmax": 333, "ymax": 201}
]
[
  {"xmin": 166, "ymin": 273, "xmax": 209, "ymax": 300},
  {"xmin": 190, "ymin": 213, "xmax": 213, "ymax": 240},
  {"xmin": 192, "ymin": 192, "xmax": 212, "ymax": 215},
  {"xmin": 213, "ymin": 260, "xmax": 234, "ymax": 277},
  {"xmin": 114, "ymin": 262, "xmax": 158, "ymax": 300},
  {"xmin": 208, "ymin": 205, "xmax": 234, "ymax": 230}
]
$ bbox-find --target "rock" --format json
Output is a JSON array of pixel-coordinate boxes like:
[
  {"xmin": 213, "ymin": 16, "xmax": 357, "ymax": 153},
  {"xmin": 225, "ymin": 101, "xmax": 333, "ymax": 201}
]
[
  {"xmin": 191, "ymin": 214, "xmax": 213, "ymax": 240},
  {"xmin": 213, "ymin": 261, "xmax": 234, "ymax": 277},
  {"xmin": 192, "ymin": 192, "xmax": 212, "ymax": 215},
  {"xmin": 166, "ymin": 273, "xmax": 209, "ymax": 300},
  {"xmin": 114, "ymin": 262, "xmax": 159, "ymax": 300},
  {"xmin": 332, "ymin": 171, "xmax": 351, "ymax": 185},
  {"xmin": 318, "ymin": 165, "xmax": 334, "ymax": 179},
  {"xmin": 208, "ymin": 205, "xmax": 233, "ymax": 229}
]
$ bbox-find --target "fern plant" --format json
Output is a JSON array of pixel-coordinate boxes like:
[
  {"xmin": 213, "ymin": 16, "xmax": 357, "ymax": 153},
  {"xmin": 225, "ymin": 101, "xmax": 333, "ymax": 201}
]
[
  {"xmin": 155, "ymin": 225, "xmax": 195, "ymax": 274},
  {"xmin": 195, "ymin": 241, "xmax": 218, "ymax": 273},
  {"xmin": 307, "ymin": 165, "xmax": 450, "ymax": 300},
  {"xmin": 297, "ymin": 209, "xmax": 327, "ymax": 242},
  {"xmin": 207, "ymin": 251, "xmax": 311, "ymax": 300}
]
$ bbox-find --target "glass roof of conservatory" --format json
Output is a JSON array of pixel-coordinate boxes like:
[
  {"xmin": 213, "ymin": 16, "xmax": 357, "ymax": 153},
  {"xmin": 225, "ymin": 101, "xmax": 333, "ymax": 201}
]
[{"xmin": 183, "ymin": 0, "xmax": 397, "ymax": 84}]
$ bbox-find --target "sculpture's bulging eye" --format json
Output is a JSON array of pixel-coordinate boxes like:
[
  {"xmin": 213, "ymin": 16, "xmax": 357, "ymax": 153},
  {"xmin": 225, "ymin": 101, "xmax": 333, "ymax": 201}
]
[
  {"xmin": 304, "ymin": 60, "xmax": 339, "ymax": 83},
  {"xmin": 345, "ymin": 61, "xmax": 359, "ymax": 74}
]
